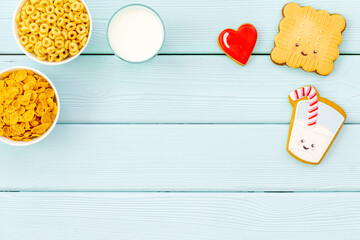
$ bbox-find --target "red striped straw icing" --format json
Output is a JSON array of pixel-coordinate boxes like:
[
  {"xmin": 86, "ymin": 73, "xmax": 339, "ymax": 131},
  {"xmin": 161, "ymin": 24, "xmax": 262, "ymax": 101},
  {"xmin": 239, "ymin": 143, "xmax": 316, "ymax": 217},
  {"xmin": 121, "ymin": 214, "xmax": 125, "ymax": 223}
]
[{"xmin": 289, "ymin": 86, "xmax": 318, "ymax": 126}]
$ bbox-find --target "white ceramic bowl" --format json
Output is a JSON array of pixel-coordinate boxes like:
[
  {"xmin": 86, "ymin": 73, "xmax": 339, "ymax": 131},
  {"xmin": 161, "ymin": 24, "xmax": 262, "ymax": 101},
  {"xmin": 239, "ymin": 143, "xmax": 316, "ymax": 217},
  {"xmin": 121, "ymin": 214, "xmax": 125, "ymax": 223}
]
[
  {"xmin": 12, "ymin": 0, "xmax": 92, "ymax": 65},
  {"xmin": 0, "ymin": 66, "xmax": 60, "ymax": 146}
]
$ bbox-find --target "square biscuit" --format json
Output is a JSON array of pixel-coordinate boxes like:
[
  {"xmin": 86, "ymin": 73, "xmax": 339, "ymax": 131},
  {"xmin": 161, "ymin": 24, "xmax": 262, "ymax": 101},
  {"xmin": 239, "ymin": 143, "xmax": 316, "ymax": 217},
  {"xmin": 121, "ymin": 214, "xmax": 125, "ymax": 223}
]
[{"xmin": 271, "ymin": 3, "xmax": 346, "ymax": 76}]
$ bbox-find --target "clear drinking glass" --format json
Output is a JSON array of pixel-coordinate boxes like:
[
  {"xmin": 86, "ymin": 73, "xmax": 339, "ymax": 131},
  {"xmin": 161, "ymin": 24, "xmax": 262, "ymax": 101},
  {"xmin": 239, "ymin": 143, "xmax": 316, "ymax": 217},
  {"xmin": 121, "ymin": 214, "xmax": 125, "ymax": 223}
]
[{"xmin": 107, "ymin": 4, "xmax": 165, "ymax": 63}]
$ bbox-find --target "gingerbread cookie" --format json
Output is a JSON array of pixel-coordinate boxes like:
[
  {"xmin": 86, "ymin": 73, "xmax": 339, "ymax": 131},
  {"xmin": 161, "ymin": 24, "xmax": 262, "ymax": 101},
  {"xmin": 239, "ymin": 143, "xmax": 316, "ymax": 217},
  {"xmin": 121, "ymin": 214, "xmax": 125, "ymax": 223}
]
[
  {"xmin": 271, "ymin": 3, "xmax": 346, "ymax": 75},
  {"xmin": 218, "ymin": 24, "xmax": 257, "ymax": 66},
  {"xmin": 287, "ymin": 86, "xmax": 346, "ymax": 165}
]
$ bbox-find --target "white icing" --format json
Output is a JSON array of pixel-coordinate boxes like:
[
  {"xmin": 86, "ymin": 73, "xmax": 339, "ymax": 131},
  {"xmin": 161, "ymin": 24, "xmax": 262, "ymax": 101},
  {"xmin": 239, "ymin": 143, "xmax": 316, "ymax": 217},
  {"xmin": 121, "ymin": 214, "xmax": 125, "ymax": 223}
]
[
  {"xmin": 288, "ymin": 120, "xmax": 335, "ymax": 163},
  {"xmin": 108, "ymin": 5, "xmax": 164, "ymax": 62},
  {"xmin": 223, "ymin": 32, "xmax": 230, "ymax": 48},
  {"xmin": 289, "ymin": 91, "xmax": 297, "ymax": 101}
]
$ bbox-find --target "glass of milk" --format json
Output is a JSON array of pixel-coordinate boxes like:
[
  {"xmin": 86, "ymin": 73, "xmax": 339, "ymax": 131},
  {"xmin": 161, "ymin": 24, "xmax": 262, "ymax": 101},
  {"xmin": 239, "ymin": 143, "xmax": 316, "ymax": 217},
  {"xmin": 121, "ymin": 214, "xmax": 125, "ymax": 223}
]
[
  {"xmin": 287, "ymin": 100, "xmax": 345, "ymax": 164},
  {"xmin": 107, "ymin": 4, "xmax": 165, "ymax": 63}
]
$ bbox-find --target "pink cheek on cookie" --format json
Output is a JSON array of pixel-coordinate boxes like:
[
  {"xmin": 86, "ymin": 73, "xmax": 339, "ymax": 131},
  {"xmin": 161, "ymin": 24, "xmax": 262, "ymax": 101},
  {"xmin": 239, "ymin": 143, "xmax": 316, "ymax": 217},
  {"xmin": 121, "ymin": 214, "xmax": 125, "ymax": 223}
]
[
  {"xmin": 292, "ymin": 46, "xmax": 297, "ymax": 52},
  {"xmin": 297, "ymin": 141, "xmax": 302, "ymax": 146},
  {"xmin": 311, "ymin": 148, "xmax": 316, "ymax": 152},
  {"xmin": 312, "ymin": 55, "xmax": 317, "ymax": 60}
]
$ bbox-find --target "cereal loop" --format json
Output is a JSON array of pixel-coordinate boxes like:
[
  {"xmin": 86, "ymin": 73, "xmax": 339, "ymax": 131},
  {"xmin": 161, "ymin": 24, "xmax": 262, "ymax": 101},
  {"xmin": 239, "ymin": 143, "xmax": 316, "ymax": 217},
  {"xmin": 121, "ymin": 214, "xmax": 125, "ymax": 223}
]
[
  {"xmin": 68, "ymin": 30, "xmax": 77, "ymax": 39},
  {"xmin": 80, "ymin": 13, "xmax": 88, "ymax": 22},
  {"xmin": 42, "ymin": 37, "xmax": 51, "ymax": 47},
  {"xmin": 55, "ymin": 40, "xmax": 64, "ymax": 48},
  {"xmin": 25, "ymin": 5, "xmax": 35, "ymax": 14},
  {"xmin": 40, "ymin": 23, "xmax": 49, "ymax": 33},
  {"xmin": 71, "ymin": 1, "xmax": 81, "ymax": 11},
  {"xmin": 20, "ymin": 36, "xmax": 29, "ymax": 45},
  {"xmin": 69, "ymin": 41, "xmax": 78, "ymax": 51},
  {"xmin": 66, "ymin": 22, "xmax": 76, "ymax": 31},
  {"xmin": 46, "ymin": 5, "xmax": 55, "ymax": 14},
  {"xmin": 47, "ymin": 46, "xmax": 56, "ymax": 54},
  {"xmin": 16, "ymin": 0, "xmax": 90, "ymax": 62},
  {"xmin": 76, "ymin": 24, "xmax": 86, "ymax": 34},
  {"xmin": 55, "ymin": 6, "xmax": 64, "ymax": 16},
  {"xmin": 57, "ymin": 17, "xmax": 65, "ymax": 27},
  {"xmin": 54, "ymin": 0, "xmax": 63, "ymax": 7},
  {"xmin": 47, "ymin": 13, "xmax": 57, "ymax": 23},
  {"xmin": 63, "ymin": 3, "xmax": 71, "ymax": 12},
  {"xmin": 30, "ymin": 11, "xmax": 41, "ymax": 20},
  {"xmin": 29, "ymin": 35, "xmax": 38, "ymax": 44},
  {"xmin": 25, "ymin": 43, "xmax": 35, "ymax": 52},
  {"xmin": 29, "ymin": 23, "xmax": 39, "ymax": 32},
  {"xmin": 51, "ymin": 27, "xmax": 61, "ymax": 36}
]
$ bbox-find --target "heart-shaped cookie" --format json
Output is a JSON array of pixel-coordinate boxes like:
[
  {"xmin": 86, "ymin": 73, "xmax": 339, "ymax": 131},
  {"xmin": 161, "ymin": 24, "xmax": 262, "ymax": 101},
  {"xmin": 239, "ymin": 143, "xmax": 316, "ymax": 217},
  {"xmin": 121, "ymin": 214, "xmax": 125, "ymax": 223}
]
[{"xmin": 218, "ymin": 24, "xmax": 257, "ymax": 66}]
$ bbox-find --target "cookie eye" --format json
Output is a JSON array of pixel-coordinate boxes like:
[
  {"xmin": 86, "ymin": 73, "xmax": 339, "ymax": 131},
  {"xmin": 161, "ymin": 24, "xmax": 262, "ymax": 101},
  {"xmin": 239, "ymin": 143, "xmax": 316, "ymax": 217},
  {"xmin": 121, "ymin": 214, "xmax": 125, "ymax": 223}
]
[
  {"xmin": 295, "ymin": 43, "xmax": 300, "ymax": 47},
  {"xmin": 313, "ymin": 50, "xmax": 317, "ymax": 54},
  {"xmin": 301, "ymin": 139, "xmax": 304, "ymax": 143},
  {"xmin": 311, "ymin": 144, "xmax": 315, "ymax": 148}
]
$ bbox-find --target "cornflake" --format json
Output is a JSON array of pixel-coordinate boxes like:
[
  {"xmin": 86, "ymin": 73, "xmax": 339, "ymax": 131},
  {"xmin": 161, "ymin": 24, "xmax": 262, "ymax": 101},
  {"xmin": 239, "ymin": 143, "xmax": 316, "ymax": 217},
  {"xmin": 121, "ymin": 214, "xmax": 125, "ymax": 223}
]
[{"xmin": 0, "ymin": 70, "xmax": 58, "ymax": 141}]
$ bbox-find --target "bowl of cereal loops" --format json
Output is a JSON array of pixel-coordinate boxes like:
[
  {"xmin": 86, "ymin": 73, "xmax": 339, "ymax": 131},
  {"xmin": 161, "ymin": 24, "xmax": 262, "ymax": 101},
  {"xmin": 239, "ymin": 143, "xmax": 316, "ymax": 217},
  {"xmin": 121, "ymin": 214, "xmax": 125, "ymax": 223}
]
[
  {"xmin": 13, "ymin": 0, "xmax": 92, "ymax": 65},
  {"xmin": 0, "ymin": 67, "xmax": 60, "ymax": 146}
]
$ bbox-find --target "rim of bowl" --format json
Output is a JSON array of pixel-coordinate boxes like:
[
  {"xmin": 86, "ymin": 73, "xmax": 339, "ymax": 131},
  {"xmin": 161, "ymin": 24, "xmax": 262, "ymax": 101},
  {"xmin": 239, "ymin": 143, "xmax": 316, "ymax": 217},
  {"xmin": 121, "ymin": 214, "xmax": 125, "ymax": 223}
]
[
  {"xmin": 106, "ymin": 4, "xmax": 165, "ymax": 63},
  {"xmin": 0, "ymin": 66, "xmax": 60, "ymax": 146},
  {"xmin": 12, "ymin": 0, "xmax": 93, "ymax": 65}
]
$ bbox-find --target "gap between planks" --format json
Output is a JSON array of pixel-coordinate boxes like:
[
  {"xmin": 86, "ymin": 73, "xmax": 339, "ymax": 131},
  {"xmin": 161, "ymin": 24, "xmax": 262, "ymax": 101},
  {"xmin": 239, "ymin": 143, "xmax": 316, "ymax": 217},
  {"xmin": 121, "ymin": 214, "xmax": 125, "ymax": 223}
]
[
  {"xmin": 1, "ymin": 53, "xmax": 360, "ymax": 56},
  {"xmin": 2, "ymin": 190, "xmax": 360, "ymax": 193},
  {"xmin": 54, "ymin": 123, "xmax": 359, "ymax": 125}
]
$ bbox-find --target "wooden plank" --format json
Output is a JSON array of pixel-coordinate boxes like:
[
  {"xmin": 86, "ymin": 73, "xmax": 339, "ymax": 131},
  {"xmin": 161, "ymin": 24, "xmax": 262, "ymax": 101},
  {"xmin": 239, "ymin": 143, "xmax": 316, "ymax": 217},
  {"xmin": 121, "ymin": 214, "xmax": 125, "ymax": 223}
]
[
  {"xmin": 0, "ymin": 124, "xmax": 358, "ymax": 191},
  {"xmin": 0, "ymin": 0, "xmax": 359, "ymax": 54},
  {"xmin": 1, "ymin": 192, "xmax": 360, "ymax": 239},
  {"xmin": 0, "ymin": 55, "xmax": 359, "ymax": 123}
]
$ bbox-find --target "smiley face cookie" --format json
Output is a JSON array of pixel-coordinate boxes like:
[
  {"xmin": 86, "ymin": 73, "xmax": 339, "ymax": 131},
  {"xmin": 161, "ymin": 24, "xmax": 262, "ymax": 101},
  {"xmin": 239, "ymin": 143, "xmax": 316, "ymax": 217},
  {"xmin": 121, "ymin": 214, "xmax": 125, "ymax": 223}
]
[
  {"xmin": 271, "ymin": 3, "xmax": 346, "ymax": 75},
  {"xmin": 287, "ymin": 86, "xmax": 346, "ymax": 165}
]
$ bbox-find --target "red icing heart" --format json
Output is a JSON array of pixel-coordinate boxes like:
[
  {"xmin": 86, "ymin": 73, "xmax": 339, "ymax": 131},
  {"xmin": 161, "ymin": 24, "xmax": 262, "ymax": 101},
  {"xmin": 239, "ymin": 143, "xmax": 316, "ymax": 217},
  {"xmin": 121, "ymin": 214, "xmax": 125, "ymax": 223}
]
[{"xmin": 218, "ymin": 24, "xmax": 258, "ymax": 66}]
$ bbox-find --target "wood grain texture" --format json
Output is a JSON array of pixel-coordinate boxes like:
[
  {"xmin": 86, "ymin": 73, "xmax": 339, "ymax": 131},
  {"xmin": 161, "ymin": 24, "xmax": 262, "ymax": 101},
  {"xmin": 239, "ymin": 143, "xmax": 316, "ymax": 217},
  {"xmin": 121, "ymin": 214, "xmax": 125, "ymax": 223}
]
[
  {"xmin": 0, "ymin": 0, "xmax": 359, "ymax": 54},
  {"xmin": 1, "ymin": 192, "xmax": 360, "ymax": 240},
  {"xmin": 1, "ymin": 0, "xmax": 359, "ymax": 237},
  {"xmin": 0, "ymin": 55, "xmax": 358, "ymax": 123},
  {"xmin": 0, "ymin": 124, "xmax": 358, "ymax": 191}
]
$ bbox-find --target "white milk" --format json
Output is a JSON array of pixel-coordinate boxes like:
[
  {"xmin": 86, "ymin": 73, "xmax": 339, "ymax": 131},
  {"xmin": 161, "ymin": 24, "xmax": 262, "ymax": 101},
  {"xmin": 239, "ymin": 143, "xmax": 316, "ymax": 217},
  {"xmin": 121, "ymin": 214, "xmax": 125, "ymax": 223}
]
[
  {"xmin": 288, "ymin": 120, "xmax": 335, "ymax": 164},
  {"xmin": 108, "ymin": 5, "xmax": 164, "ymax": 62}
]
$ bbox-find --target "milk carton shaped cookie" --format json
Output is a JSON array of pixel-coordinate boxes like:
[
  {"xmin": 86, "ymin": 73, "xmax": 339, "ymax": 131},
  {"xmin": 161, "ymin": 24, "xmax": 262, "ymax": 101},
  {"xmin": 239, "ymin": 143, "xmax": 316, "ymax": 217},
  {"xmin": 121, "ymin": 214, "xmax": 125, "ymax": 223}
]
[{"xmin": 287, "ymin": 86, "xmax": 346, "ymax": 164}]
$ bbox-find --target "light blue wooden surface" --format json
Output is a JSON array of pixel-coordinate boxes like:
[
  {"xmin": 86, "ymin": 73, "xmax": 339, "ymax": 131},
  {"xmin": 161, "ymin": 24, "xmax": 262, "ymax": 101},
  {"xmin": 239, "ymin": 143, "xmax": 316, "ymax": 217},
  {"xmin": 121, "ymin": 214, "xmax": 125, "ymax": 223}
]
[
  {"xmin": 0, "ymin": 124, "xmax": 359, "ymax": 191},
  {"xmin": 0, "ymin": 55, "xmax": 359, "ymax": 123},
  {"xmin": 1, "ymin": 0, "xmax": 360, "ymax": 54},
  {"xmin": 2, "ymin": 192, "xmax": 360, "ymax": 240},
  {"xmin": 1, "ymin": 0, "xmax": 360, "ymax": 239}
]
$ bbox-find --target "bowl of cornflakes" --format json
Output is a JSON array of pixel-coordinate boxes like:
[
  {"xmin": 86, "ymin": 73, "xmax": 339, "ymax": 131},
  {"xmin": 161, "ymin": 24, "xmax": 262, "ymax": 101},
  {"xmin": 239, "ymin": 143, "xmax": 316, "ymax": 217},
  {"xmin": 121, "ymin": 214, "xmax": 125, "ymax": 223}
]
[
  {"xmin": 0, "ymin": 67, "xmax": 60, "ymax": 146},
  {"xmin": 13, "ymin": 0, "xmax": 92, "ymax": 65}
]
